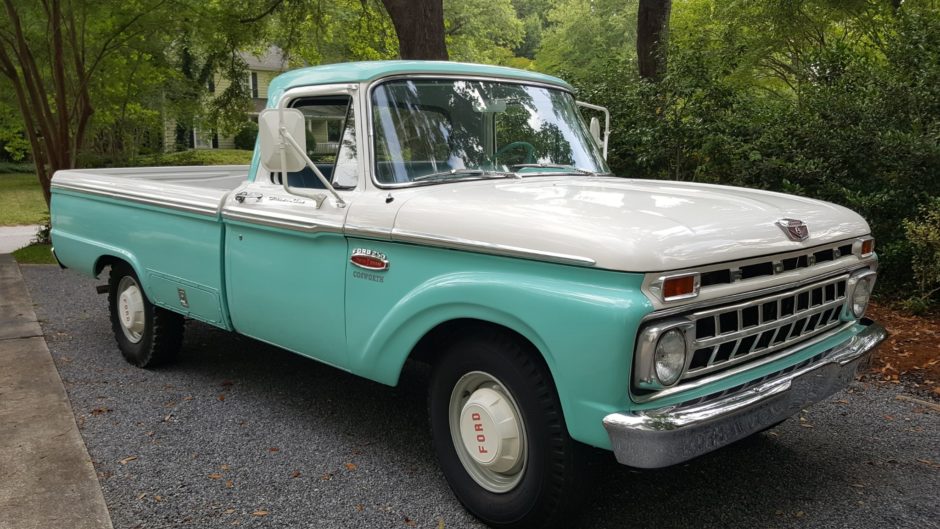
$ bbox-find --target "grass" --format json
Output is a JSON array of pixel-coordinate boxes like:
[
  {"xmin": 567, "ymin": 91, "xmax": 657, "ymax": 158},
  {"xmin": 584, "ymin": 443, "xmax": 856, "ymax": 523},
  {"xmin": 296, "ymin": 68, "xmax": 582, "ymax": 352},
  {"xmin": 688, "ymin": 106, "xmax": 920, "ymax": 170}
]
[
  {"xmin": 12, "ymin": 243, "xmax": 55, "ymax": 264},
  {"xmin": 0, "ymin": 173, "xmax": 47, "ymax": 226}
]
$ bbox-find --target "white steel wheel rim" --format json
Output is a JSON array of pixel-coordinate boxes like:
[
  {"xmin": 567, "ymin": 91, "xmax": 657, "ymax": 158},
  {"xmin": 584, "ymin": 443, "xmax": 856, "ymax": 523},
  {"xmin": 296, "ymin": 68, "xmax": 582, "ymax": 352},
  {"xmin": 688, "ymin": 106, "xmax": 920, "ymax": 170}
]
[
  {"xmin": 117, "ymin": 276, "xmax": 145, "ymax": 343},
  {"xmin": 448, "ymin": 371, "xmax": 527, "ymax": 493}
]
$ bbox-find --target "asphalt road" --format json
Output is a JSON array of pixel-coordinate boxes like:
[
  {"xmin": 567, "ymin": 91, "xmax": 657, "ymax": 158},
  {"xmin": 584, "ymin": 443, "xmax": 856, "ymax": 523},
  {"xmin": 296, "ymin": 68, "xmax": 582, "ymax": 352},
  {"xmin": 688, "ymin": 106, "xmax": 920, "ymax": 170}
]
[{"xmin": 21, "ymin": 265, "xmax": 940, "ymax": 529}]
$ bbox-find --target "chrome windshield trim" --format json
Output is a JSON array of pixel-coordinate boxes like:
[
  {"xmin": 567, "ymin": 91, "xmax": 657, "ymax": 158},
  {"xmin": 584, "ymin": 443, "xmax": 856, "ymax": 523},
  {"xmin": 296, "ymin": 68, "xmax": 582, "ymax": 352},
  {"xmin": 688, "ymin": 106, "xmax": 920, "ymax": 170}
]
[
  {"xmin": 391, "ymin": 229, "xmax": 596, "ymax": 267},
  {"xmin": 222, "ymin": 207, "xmax": 344, "ymax": 234},
  {"xmin": 365, "ymin": 75, "xmax": 598, "ymax": 191},
  {"xmin": 51, "ymin": 181, "xmax": 219, "ymax": 216}
]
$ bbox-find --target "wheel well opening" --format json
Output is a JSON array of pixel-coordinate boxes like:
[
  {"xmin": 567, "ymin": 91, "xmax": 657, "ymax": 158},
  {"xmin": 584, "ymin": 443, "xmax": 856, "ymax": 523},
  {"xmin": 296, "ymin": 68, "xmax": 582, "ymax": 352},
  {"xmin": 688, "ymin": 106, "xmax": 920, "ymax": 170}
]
[
  {"xmin": 408, "ymin": 318, "xmax": 544, "ymax": 369},
  {"xmin": 94, "ymin": 255, "xmax": 126, "ymax": 277}
]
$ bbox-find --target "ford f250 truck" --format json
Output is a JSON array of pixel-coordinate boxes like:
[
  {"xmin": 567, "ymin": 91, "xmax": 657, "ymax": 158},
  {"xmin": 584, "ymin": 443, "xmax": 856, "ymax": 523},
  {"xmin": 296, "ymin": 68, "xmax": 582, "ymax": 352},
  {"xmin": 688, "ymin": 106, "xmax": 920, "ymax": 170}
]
[{"xmin": 51, "ymin": 61, "xmax": 886, "ymax": 528}]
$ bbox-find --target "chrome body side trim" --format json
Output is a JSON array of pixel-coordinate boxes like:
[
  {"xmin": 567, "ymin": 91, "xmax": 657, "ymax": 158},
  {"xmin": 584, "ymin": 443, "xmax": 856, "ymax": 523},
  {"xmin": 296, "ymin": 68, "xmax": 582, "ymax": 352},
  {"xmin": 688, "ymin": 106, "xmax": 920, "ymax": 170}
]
[
  {"xmin": 222, "ymin": 207, "xmax": 344, "ymax": 234},
  {"xmin": 51, "ymin": 181, "xmax": 220, "ymax": 217},
  {"xmin": 605, "ymin": 321, "xmax": 886, "ymax": 469},
  {"xmin": 344, "ymin": 224, "xmax": 392, "ymax": 240},
  {"xmin": 391, "ymin": 228, "xmax": 597, "ymax": 266}
]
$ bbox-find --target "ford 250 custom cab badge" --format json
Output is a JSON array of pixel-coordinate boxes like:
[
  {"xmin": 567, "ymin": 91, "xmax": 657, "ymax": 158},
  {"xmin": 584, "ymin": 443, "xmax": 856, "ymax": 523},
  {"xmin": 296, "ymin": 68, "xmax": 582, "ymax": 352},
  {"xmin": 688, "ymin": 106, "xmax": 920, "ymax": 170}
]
[{"xmin": 49, "ymin": 61, "xmax": 885, "ymax": 528}]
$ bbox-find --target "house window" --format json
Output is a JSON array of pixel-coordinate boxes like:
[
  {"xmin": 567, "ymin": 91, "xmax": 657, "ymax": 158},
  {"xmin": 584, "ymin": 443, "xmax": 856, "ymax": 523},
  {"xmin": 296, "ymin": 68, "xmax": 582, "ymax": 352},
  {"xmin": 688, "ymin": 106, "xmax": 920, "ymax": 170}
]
[
  {"xmin": 207, "ymin": 76, "xmax": 215, "ymax": 94},
  {"xmin": 248, "ymin": 72, "xmax": 259, "ymax": 99}
]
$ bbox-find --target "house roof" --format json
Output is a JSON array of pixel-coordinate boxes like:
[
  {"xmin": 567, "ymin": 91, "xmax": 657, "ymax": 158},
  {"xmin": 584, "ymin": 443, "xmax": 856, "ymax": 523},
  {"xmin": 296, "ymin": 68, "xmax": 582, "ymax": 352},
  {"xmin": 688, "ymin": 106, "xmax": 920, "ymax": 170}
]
[
  {"xmin": 239, "ymin": 47, "xmax": 288, "ymax": 72},
  {"xmin": 266, "ymin": 61, "xmax": 573, "ymax": 105}
]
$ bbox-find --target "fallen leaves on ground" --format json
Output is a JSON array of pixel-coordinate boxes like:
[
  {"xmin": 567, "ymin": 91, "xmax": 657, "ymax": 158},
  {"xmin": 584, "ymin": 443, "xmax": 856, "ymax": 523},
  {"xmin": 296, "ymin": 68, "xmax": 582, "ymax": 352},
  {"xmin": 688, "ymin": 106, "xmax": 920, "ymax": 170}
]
[
  {"xmin": 344, "ymin": 463, "xmax": 357, "ymax": 471},
  {"xmin": 866, "ymin": 303, "xmax": 940, "ymax": 399},
  {"xmin": 251, "ymin": 509, "xmax": 269, "ymax": 517},
  {"xmin": 208, "ymin": 473, "xmax": 223, "ymax": 480},
  {"xmin": 119, "ymin": 455, "xmax": 138, "ymax": 465},
  {"xmin": 291, "ymin": 470, "xmax": 301, "ymax": 479},
  {"xmin": 90, "ymin": 407, "xmax": 111, "ymax": 416}
]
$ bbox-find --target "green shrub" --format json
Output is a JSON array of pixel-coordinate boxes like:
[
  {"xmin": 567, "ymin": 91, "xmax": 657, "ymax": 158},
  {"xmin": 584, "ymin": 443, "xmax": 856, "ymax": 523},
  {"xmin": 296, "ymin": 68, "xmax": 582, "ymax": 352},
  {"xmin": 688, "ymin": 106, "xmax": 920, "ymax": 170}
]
[
  {"xmin": 130, "ymin": 149, "xmax": 253, "ymax": 167},
  {"xmin": 903, "ymin": 198, "xmax": 940, "ymax": 310},
  {"xmin": 234, "ymin": 121, "xmax": 258, "ymax": 151}
]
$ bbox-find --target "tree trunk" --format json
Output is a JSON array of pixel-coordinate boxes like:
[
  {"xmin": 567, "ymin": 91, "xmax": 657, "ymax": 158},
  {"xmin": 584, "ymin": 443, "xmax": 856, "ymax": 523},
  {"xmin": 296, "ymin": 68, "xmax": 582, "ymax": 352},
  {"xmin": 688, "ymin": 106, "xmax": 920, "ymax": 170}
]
[
  {"xmin": 637, "ymin": 0, "xmax": 672, "ymax": 81},
  {"xmin": 380, "ymin": 0, "xmax": 448, "ymax": 60}
]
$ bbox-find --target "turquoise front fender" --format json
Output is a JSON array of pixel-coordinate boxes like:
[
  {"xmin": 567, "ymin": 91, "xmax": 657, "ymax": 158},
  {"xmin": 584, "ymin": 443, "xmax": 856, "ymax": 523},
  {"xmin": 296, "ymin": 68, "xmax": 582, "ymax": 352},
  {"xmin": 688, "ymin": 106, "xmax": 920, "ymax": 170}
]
[{"xmin": 345, "ymin": 241, "xmax": 653, "ymax": 449}]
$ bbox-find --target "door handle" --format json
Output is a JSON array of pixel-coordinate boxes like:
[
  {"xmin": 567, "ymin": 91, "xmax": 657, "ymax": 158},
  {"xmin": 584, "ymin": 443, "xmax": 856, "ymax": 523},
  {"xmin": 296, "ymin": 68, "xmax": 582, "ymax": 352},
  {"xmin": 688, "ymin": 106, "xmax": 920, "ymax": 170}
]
[{"xmin": 234, "ymin": 191, "xmax": 264, "ymax": 203}]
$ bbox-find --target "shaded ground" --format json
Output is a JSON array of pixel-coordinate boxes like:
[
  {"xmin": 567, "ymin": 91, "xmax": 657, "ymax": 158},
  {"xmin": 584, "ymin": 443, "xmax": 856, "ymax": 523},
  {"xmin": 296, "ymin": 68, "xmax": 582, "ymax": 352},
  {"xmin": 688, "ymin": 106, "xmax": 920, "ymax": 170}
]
[
  {"xmin": 20, "ymin": 265, "xmax": 940, "ymax": 529},
  {"xmin": 866, "ymin": 303, "xmax": 940, "ymax": 402}
]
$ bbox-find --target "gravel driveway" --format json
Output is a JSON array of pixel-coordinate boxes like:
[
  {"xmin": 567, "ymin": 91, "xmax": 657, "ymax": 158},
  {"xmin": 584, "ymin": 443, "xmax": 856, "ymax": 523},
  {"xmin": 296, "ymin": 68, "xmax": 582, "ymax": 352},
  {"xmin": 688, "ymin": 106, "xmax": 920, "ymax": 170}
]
[{"xmin": 21, "ymin": 265, "xmax": 940, "ymax": 529}]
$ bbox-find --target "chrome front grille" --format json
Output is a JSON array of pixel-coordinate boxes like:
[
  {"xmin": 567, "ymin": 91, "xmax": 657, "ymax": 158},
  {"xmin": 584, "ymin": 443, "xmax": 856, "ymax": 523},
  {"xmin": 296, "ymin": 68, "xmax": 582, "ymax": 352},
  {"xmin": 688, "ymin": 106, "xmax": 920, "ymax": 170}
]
[{"xmin": 681, "ymin": 274, "xmax": 848, "ymax": 381}]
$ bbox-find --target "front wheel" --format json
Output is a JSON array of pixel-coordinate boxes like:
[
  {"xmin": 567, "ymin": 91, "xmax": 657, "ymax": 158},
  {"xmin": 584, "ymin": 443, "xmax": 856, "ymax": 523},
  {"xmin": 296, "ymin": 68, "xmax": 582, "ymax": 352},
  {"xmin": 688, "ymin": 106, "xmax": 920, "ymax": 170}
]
[
  {"xmin": 429, "ymin": 333, "xmax": 588, "ymax": 529},
  {"xmin": 108, "ymin": 263, "xmax": 184, "ymax": 368}
]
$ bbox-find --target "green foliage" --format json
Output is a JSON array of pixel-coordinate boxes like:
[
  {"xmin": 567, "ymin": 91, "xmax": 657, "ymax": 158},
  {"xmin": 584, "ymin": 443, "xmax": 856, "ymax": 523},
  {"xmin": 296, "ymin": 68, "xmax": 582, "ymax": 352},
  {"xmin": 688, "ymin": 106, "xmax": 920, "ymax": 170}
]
[
  {"xmin": 535, "ymin": 0, "xmax": 639, "ymax": 82},
  {"xmin": 133, "ymin": 149, "xmax": 254, "ymax": 167},
  {"xmin": 234, "ymin": 121, "xmax": 259, "ymax": 150},
  {"xmin": 0, "ymin": 103, "xmax": 30, "ymax": 162},
  {"xmin": 445, "ymin": 0, "xmax": 524, "ymax": 64},
  {"xmin": 0, "ymin": 162, "xmax": 34, "ymax": 174},
  {"xmin": 903, "ymin": 198, "xmax": 940, "ymax": 308}
]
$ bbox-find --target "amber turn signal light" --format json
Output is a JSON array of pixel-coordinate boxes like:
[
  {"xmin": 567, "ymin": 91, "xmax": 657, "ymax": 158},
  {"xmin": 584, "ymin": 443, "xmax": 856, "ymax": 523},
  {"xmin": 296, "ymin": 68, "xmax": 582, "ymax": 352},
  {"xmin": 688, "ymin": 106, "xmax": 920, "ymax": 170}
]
[
  {"xmin": 860, "ymin": 238, "xmax": 875, "ymax": 257},
  {"xmin": 661, "ymin": 274, "xmax": 700, "ymax": 301}
]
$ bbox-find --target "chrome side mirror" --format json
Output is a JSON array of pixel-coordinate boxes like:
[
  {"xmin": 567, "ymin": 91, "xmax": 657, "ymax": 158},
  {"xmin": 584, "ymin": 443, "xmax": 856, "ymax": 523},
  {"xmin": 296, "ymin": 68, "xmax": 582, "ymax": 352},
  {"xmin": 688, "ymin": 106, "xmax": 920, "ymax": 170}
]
[
  {"xmin": 576, "ymin": 101, "xmax": 610, "ymax": 160},
  {"xmin": 258, "ymin": 108, "xmax": 306, "ymax": 172},
  {"xmin": 258, "ymin": 108, "xmax": 346, "ymax": 208}
]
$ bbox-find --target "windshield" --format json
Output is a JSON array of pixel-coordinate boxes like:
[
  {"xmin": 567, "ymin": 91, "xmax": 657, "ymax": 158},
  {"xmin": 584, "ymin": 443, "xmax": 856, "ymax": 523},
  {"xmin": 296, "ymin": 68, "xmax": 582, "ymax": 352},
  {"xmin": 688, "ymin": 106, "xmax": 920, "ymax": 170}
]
[{"xmin": 371, "ymin": 79, "xmax": 610, "ymax": 185}]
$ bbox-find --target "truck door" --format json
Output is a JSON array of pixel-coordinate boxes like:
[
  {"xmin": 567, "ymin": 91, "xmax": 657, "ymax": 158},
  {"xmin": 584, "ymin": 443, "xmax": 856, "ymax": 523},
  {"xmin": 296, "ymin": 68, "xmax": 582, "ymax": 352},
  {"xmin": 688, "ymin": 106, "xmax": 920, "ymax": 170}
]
[{"xmin": 221, "ymin": 92, "xmax": 360, "ymax": 369}]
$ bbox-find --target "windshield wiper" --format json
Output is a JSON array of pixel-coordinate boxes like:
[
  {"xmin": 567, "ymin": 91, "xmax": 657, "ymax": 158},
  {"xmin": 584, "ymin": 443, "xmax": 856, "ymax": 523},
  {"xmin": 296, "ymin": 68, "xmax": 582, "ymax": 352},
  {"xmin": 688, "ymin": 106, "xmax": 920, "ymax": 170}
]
[
  {"xmin": 413, "ymin": 168, "xmax": 519, "ymax": 183},
  {"xmin": 510, "ymin": 163, "xmax": 597, "ymax": 176}
]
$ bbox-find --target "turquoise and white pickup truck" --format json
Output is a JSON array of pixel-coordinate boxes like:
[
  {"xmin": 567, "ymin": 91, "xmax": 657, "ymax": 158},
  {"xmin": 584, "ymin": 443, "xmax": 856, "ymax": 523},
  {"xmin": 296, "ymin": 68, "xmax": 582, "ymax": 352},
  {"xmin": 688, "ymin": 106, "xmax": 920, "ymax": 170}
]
[{"xmin": 51, "ymin": 61, "xmax": 885, "ymax": 528}]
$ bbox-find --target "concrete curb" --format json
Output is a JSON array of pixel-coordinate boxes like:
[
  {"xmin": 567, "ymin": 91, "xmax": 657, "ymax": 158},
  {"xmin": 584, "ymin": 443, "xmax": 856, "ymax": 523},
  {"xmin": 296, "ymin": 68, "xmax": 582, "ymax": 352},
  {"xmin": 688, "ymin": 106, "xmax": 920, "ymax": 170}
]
[{"xmin": 0, "ymin": 254, "xmax": 113, "ymax": 529}]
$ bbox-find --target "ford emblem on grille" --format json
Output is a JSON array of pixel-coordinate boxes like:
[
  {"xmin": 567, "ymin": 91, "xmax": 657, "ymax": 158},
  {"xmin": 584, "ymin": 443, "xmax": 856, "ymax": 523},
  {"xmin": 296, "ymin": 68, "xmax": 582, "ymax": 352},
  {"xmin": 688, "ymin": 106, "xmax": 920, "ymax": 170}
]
[{"xmin": 776, "ymin": 218, "xmax": 809, "ymax": 241}]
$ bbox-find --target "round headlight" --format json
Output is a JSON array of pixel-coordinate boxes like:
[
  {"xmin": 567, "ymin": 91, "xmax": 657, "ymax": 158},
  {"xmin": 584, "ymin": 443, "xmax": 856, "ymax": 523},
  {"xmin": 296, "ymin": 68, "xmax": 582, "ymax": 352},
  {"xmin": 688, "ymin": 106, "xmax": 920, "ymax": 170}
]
[
  {"xmin": 654, "ymin": 329, "xmax": 687, "ymax": 386},
  {"xmin": 852, "ymin": 277, "xmax": 873, "ymax": 318}
]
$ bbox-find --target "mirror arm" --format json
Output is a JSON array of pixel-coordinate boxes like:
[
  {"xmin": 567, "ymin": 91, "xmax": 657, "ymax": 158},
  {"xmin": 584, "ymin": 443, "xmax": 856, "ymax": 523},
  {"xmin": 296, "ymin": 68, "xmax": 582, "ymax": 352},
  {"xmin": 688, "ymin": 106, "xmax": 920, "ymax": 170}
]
[
  {"xmin": 279, "ymin": 126, "xmax": 347, "ymax": 208},
  {"xmin": 576, "ymin": 100, "xmax": 610, "ymax": 160}
]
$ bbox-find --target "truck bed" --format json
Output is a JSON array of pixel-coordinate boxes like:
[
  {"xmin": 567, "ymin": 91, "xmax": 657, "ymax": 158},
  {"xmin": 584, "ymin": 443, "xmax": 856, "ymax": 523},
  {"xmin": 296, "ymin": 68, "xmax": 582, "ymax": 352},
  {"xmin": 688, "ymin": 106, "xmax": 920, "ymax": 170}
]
[
  {"xmin": 50, "ymin": 165, "xmax": 250, "ymax": 329},
  {"xmin": 51, "ymin": 165, "xmax": 249, "ymax": 216}
]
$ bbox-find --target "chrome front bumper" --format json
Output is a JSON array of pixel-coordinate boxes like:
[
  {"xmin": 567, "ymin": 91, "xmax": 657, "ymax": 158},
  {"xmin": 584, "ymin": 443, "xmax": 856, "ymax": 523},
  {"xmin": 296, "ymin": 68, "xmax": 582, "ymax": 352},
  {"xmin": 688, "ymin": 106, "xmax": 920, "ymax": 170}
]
[{"xmin": 603, "ymin": 321, "xmax": 886, "ymax": 469}]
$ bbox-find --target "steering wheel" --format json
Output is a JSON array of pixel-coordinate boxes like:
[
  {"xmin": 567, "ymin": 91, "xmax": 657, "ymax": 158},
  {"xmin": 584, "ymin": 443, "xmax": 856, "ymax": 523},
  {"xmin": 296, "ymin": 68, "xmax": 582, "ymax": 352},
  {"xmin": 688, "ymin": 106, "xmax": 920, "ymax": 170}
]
[{"xmin": 495, "ymin": 141, "xmax": 536, "ymax": 165}]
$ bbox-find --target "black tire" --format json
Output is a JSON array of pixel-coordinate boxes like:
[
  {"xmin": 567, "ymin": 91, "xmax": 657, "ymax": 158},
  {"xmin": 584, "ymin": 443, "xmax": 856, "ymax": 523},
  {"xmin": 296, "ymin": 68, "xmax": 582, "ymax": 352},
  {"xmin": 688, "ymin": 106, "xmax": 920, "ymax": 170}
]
[
  {"xmin": 107, "ymin": 263, "xmax": 184, "ymax": 368},
  {"xmin": 429, "ymin": 332, "xmax": 589, "ymax": 529}
]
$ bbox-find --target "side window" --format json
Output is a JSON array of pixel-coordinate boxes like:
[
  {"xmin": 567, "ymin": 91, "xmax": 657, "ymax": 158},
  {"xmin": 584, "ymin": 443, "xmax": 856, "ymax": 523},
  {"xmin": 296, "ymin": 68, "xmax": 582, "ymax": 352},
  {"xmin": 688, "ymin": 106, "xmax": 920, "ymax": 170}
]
[
  {"xmin": 332, "ymin": 103, "xmax": 358, "ymax": 189},
  {"xmin": 272, "ymin": 95, "xmax": 358, "ymax": 189}
]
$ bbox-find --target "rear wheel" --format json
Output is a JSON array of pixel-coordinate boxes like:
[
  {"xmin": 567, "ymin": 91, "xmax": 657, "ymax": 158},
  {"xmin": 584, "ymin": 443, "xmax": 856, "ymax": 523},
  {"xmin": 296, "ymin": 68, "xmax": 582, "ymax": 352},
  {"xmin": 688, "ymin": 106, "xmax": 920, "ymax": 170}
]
[
  {"xmin": 429, "ymin": 333, "xmax": 588, "ymax": 529},
  {"xmin": 108, "ymin": 263, "xmax": 184, "ymax": 367}
]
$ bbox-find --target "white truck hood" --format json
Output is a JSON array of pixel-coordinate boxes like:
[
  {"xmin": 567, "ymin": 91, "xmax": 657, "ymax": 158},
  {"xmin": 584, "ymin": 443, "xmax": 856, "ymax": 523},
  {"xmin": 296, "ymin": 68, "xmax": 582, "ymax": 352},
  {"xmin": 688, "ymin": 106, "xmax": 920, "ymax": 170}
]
[{"xmin": 390, "ymin": 176, "xmax": 871, "ymax": 272}]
